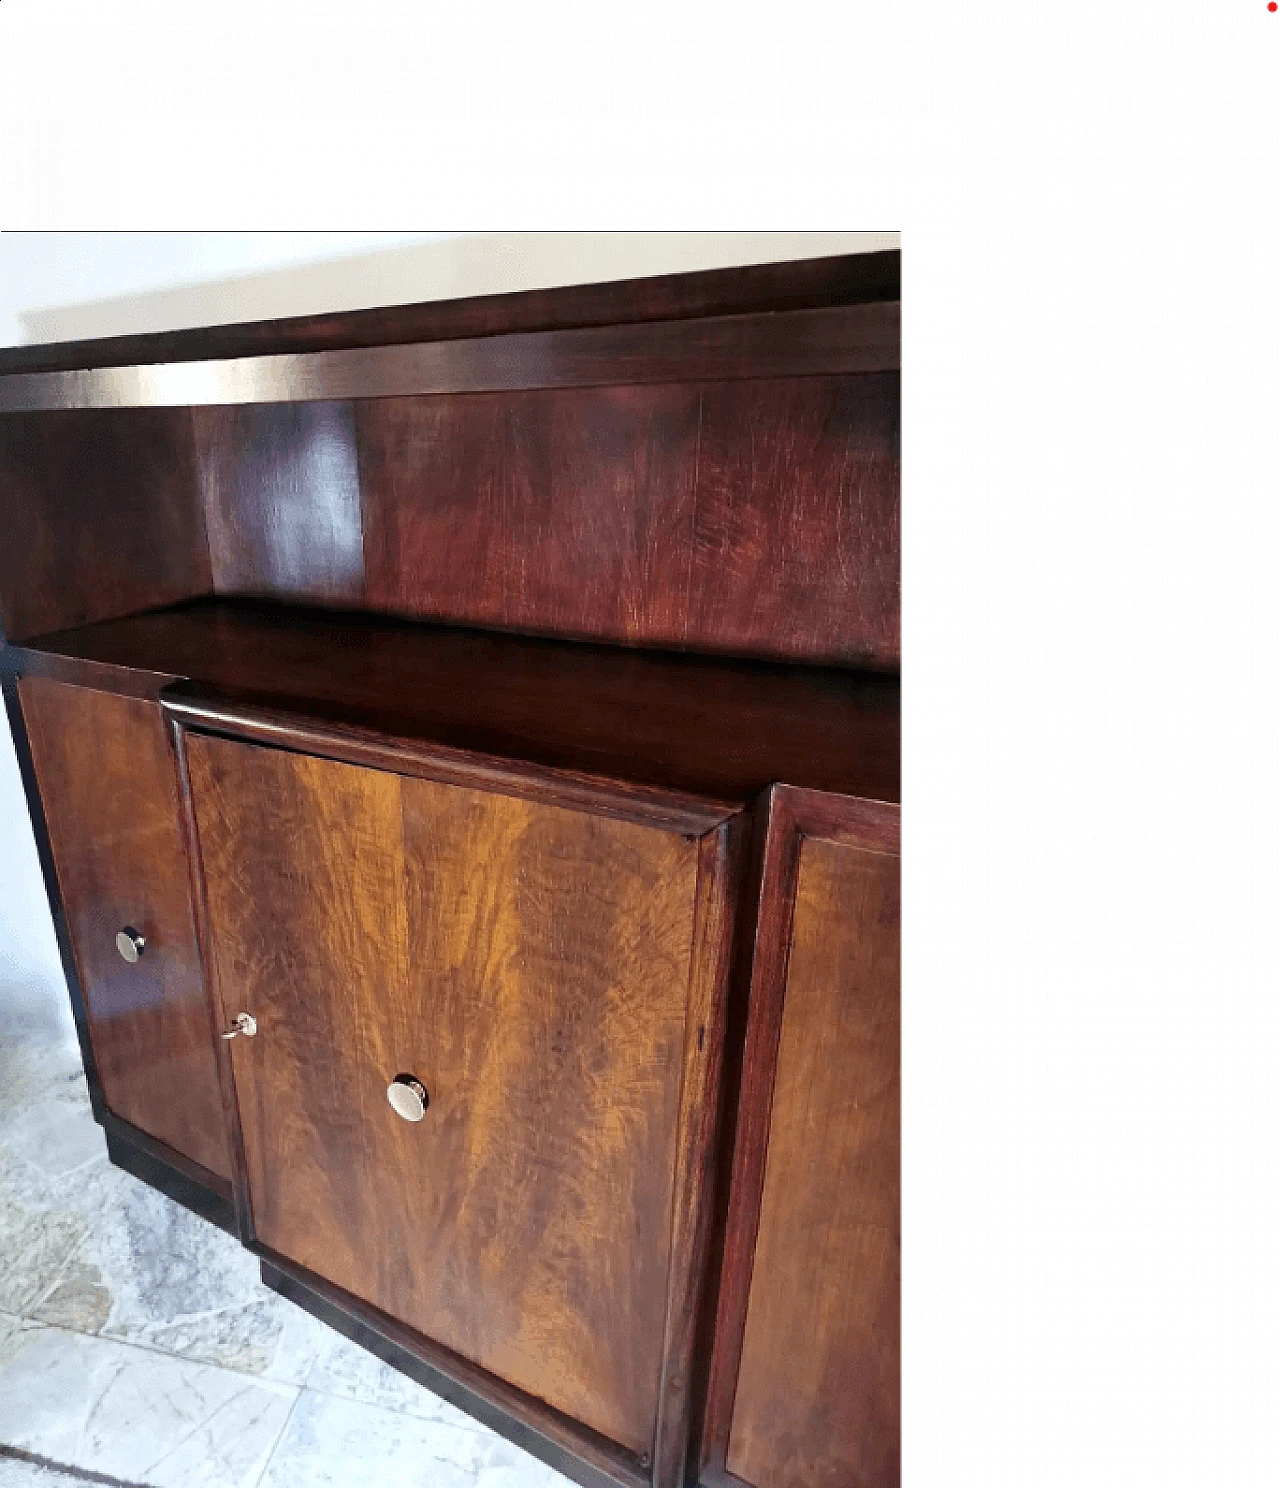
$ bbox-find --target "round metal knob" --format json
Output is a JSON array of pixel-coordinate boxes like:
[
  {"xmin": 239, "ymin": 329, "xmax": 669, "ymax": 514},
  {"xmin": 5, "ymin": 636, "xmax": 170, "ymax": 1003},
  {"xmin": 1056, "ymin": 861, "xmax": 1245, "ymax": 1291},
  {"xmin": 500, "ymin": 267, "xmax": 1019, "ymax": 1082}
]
[
  {"xmin": 221, "ymin": 1012, "xmax": 257, "ymax": 1040},
  {"xmin": 387, "ymin": 1075, "xmax": 428, "ymax": 1123},
  {"xmin": 116, "ymin": 927, "xmax": 146, "ymax": 964}
]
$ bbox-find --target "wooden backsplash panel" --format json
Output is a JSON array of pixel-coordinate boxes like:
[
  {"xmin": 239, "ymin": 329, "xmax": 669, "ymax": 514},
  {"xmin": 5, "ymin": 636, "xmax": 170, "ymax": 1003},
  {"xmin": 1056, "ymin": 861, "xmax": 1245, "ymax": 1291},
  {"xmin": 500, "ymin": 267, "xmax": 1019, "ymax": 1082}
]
[
  {"xmin": 692, "ymin": 374, "xmax": 900, "ymax": 668},
  {"xmin": 499, "ymin": 386, "xmax": 700, "ymax": 643},
  {"xmin": 357, "ymin": 393, "xmax": 521, "ymax": 633},
  {"xmin": 194, "ymin": 402, "xmax": 364, "ymax": 606},
  {"xmin": 0, "ymin": 407, "xmax": 211, "ymax": 642},
  {"xmin": 358, "ymin": 386, "xmax": 702, "ymax": 646},
  {"xmin": 357, "ymin": 375, "xmax": 900, "ymax": 667},
  {"xmin": 0, "ymin": 371, "xmax": 898, "ymax": 664}
]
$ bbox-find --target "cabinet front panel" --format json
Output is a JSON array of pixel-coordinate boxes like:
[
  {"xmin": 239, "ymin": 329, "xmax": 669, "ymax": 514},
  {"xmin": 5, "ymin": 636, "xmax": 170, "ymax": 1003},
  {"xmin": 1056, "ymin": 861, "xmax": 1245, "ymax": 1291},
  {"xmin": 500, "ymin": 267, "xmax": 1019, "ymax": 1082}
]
[
  {"xmin": 18, "ymin": 677, "xmax": 230, "ymax": 1179},
  {"xmin": 727, "ymin": 833, "xmax": 900, "ymax": 1488},
  {"xmin": 187, "ymin": 733, "xmax": 708, "ymax": 1454}
]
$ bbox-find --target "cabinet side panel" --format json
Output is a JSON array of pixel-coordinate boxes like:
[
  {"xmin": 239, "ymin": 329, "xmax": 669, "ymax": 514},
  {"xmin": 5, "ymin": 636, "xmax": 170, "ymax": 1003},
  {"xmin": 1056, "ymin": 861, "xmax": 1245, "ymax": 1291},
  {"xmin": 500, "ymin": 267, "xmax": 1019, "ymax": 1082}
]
[
  {"xmin": 18, "ymin": 678, "xmax": 230, "ymax": 1179},
  {"xmin": 0, "ymin": 408, "xmax": 210, "ymax": 641},
  {"xmin": 726, "ymin": 835, "xmax": 900, "ymax": 1488}
]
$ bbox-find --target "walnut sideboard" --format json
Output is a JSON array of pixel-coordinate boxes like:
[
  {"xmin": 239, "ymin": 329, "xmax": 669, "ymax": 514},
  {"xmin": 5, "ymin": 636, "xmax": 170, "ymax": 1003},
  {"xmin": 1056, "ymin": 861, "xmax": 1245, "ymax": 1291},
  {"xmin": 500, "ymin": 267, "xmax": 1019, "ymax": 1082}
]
[{"xmin": 0, "ymin": 253, "xmax": 901, "ymax": 1488}]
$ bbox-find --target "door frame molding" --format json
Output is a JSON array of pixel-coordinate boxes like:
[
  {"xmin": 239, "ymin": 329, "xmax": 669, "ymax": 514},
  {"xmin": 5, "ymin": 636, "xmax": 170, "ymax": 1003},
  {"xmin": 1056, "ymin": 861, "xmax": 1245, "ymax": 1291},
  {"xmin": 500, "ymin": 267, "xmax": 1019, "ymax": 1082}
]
[{"xmin": 698, "ymin": 785, "xmax": 900, "ymax": 1488}]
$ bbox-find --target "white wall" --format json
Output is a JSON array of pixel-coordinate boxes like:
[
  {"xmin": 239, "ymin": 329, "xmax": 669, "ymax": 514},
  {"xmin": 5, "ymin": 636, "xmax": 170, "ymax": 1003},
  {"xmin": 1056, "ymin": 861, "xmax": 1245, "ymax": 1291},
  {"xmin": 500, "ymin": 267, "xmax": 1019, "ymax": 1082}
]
[
  {"xmin": 1, "ymin": 231, "xmax": 898, "ymax": 346},
  {"xmin": 0, "ymin": 230, "xmax": 897, "ymax": 1045}
]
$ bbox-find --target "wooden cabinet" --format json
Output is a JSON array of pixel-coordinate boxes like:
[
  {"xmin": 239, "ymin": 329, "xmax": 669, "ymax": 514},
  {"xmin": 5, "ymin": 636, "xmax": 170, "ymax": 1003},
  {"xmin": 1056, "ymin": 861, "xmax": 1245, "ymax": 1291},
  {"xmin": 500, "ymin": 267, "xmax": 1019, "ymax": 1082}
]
[
  {"xmin": 16, "ymin": 677, "xmax": 230, "ymax": 1183},
  {"xmin": 180, "ymin": 717, "xmax": 739, "ymax": 1478},
  {"xmin": 1, "ymin": 253, "xmax": 900, "ymax": 1488},
  {"xmin": 702, "ymin": 788, "xmax": 900, "ymax": 1488}
]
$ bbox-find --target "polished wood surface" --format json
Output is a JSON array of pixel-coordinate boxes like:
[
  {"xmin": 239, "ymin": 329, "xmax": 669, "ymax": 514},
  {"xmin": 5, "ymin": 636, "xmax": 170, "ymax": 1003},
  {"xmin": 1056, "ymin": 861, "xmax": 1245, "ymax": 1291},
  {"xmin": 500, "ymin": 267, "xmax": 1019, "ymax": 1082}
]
[
  {"xmin": 692, "ymin": 376, "xmax": 900, "ymax": 667},
  {"xmin": 652, "ymin": 826, "xmax": 742, "ymax": 1488},
  {"xmin": 0, "ymin": 251, "xmax": 899, "ymax": 376},
  {"xmin": 357, "ymin": 371, "xmax": 897, "ymax": 666},
  {"xmin": 164, "ymin": 686, "xmax": 735, "ymax": 839},
  {"xmin": 729, "ymin": 837, "xmax": 900, "ymax": 1488},
  {"xmin": 2, "ymin": 251, "xmax": 902, "ymax": 1488},
  {"xmin": 186, "ymin": 729, "xmax": 738, "ymax": 1461},
  {"xmin": 0, "ymin": 304, "xmax": 898, "ymax": 413},
  {"xmin": 18, "ymin": 678, "xmax": 230, "ymax": 1180},
  {"xmin": 0, "ymin": 258, "xmax": 899, "ymax": 667},
  {"xmin": 2, "ymin": 648, "xmax": 176, "ymax": 701},
  {"xmin": 703, "ymin": 788, "xmax": 900, "ymax": 1488},
  {"xmin": 194, "ymin": 401, "xmax": 364, "ymax": 605},
  {"xmin": 7, "ymin": 599, "xmax": 900, "ymax": 806},
  {"xmin": 0, "ymin": 407, "xmax": 210, "ymax": 642},
  {"xmin": 359, "ymin": 385, "xmax": 701, "ymax": 643}
]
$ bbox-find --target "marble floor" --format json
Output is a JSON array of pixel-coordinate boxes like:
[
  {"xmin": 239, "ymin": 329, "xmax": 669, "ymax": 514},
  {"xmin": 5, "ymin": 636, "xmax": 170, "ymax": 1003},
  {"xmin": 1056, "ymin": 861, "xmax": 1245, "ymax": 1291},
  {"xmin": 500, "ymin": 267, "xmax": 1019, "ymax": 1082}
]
[{"xmin": 0, "ymin": 1025, "xmax": 574, "ymax": 1488}]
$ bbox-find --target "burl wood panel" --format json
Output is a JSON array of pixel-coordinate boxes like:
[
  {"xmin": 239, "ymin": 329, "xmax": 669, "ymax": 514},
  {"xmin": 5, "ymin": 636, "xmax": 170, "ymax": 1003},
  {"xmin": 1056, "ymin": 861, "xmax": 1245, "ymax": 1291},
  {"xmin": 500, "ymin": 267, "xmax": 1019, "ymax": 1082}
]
[
  {"xmin": 18, "ymin": 678, "xmax": 229, "ymax": 1179},
  {"xmin": 188, "ymin": 733, "xmax": 718, "ymax": 1454},
  {"xmin": 194, "ymin": 402, "xmax": 364, "ymax": 605},
  {"xmin": 357, "ymin": 375, "xmax": 899, "ymax": 667},
  {"xmin": 692, "ymin": 374, "xmax": 900, "ymax": 668},
  {"xmin": 0, "ymin": 407, "xmax": 211, "ymax": 642},
  {"xmin": 726, "ymin": 832, "xmax": 900, "ymax": 1488}
]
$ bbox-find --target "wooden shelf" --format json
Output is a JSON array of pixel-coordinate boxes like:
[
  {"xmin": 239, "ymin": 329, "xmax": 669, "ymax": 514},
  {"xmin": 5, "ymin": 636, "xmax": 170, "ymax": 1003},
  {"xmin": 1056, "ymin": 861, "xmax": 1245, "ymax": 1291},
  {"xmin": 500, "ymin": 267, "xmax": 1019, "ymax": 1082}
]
[{"xmin": 4, "ymin": 598, "xmax": 899, "ymax": 806}]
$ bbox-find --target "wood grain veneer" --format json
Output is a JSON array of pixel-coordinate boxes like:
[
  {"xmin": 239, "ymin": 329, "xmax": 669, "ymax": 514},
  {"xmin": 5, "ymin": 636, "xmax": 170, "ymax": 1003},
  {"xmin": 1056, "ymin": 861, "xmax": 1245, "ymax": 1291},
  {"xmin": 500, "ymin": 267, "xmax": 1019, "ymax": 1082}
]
[
  {"xmin": 357, "ymin": 373, "xmax": 898, "ymax": 667},
  {"xmin": 702, "ymin": 787, "xmax": 900, "ymax": 1488},
  {"xmin": 17, "ymin": 677, "xmax": 230, "ymax": 1180},
  {"xmin": 183, "ymin": 726, "xmax": 739, "ymax": 1470},
  {"xmin": 0, "ymin": 407, "xmax": 210, "ymax": 642},
  {"xmin": 0, "ymin": 252, "xmax": 903, "ymax": 1488},
  {"xmin": 193, "ymin": 401, "xmax": 364, "ymax": 605}
]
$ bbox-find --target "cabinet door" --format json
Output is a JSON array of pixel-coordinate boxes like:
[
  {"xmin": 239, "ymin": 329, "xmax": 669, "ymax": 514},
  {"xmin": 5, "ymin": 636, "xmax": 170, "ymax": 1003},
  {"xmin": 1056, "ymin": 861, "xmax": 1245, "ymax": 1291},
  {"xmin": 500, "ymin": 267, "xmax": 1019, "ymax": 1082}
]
[
  {"xmin": 18, "ymin": 677, "xmax": 230, "ymax": 1181},
  {"xmin": 704, "ymin": 787, "xmax": 899, "ymax": 1488},
  {"xmin": 185, "ymin": 729, "xmax": 736, "ymax": 1469}
]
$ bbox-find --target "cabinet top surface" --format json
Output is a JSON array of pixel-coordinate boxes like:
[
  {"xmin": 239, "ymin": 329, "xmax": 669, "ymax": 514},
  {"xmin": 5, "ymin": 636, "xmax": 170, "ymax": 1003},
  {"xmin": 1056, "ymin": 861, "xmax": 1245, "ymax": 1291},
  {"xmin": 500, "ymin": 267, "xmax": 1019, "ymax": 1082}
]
[{"xmin": 5, "ymin": 599, "xmax": 899, "ymax": 807}]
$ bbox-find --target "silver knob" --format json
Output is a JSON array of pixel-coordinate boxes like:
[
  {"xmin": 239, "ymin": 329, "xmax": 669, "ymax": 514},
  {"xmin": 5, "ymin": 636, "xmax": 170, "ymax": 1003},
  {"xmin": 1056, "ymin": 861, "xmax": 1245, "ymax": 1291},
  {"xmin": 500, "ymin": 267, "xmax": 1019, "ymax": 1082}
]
[
  {"xmin": 387, "ymin": 1075, "xmax": 428, "ymax": 1123},
  {"xmin": 221, "ymin": 1013, "xmax": 257, "ymax": 1040},
  {"xmin": 116, "ymin": 927, "xmax": 146, "ymax": 964}
]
